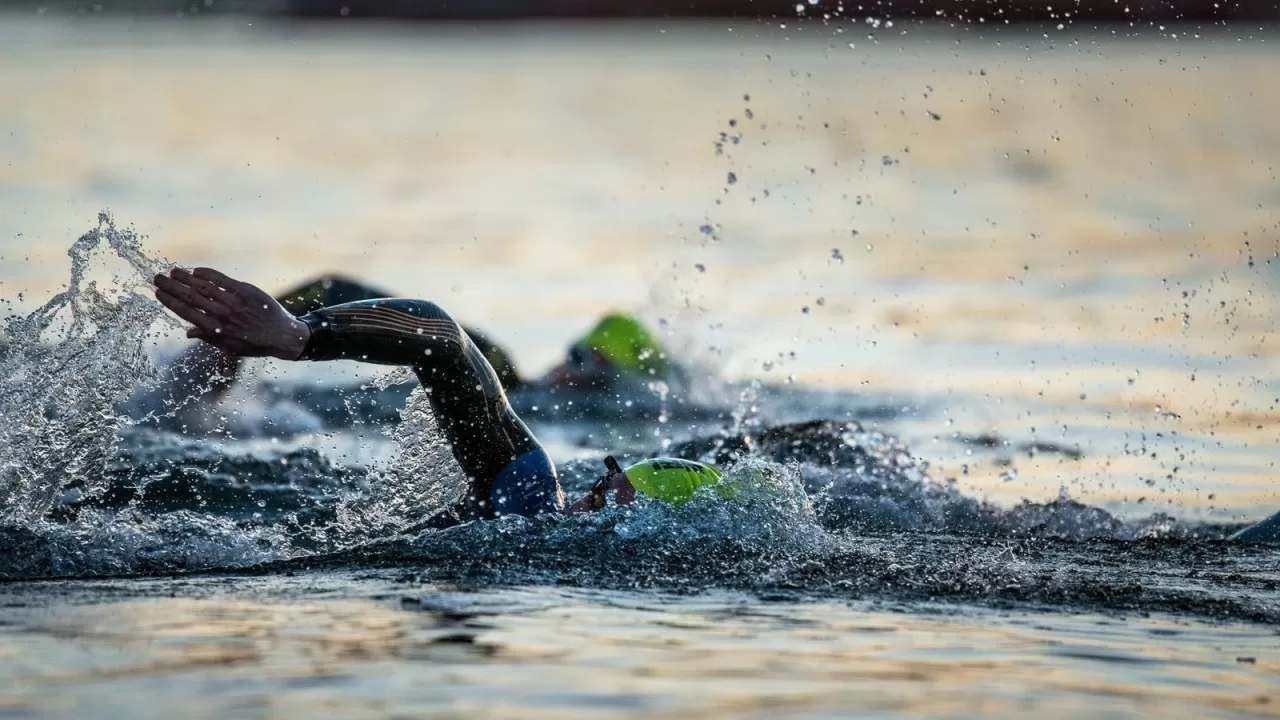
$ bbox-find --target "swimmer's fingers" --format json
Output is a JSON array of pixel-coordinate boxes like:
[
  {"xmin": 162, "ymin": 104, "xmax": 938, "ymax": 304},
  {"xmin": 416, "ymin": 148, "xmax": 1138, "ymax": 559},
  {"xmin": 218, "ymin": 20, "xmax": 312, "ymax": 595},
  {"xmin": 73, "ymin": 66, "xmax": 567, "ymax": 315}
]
[
  {"xmin": 155, "ymin": 272, "xmax": 233, "ymax": 319},
  {"xmin": 190, "ymin": 267, "xmax": 284, "ymax": 314},
  {"xmin": 156, "ymin": 287, "xmax": 222, "ymax": 336},
  {"xmin": 171, "ymin": 268, "xmax": 237, "ymax": 308},
  {"xmin": 155, "ymin": 286, "xmax": 215, "ymax": 330},
  {"xmin": 191, "ymin": 267, "xmax": 251, "ymax": 295}
]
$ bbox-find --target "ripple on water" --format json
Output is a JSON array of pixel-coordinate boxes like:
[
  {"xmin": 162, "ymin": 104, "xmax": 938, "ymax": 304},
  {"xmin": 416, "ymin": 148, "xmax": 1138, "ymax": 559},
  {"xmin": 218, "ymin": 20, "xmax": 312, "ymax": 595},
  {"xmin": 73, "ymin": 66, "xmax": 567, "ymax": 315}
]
[{"xmin": 0, "ymin": 581, "xmax": 1275, "ymax": 718}]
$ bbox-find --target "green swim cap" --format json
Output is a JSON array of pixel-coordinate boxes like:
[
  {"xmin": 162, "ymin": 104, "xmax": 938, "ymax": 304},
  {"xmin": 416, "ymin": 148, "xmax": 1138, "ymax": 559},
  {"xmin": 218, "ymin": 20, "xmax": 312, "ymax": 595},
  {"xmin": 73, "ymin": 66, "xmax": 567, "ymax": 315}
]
[
  {"xmin": 623, "ymin": 458, "xmax": 727, "ymax": 506},
  {"xmin": 579, "ymin": 313, "xmax": 669, "ymax": 378}
]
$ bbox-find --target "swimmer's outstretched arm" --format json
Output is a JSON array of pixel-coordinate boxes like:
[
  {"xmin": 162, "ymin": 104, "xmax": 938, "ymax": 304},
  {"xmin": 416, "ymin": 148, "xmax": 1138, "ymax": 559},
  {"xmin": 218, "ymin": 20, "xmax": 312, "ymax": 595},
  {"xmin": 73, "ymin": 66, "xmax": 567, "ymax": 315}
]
[{"xmin": 154, "ymin": 267, "xmax": 561, "ymax": 520}]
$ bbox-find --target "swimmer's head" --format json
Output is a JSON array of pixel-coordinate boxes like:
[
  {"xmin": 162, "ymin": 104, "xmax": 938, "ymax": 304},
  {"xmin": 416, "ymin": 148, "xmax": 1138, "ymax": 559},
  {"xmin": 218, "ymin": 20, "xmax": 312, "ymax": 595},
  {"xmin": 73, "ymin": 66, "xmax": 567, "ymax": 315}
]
[
  {"xmin": 571, "ymin": 455, "xmax": 724, "ymax": 514},
  {"xmin": 568, "ymin": 313, "xmax": 669, "ymax": 380},
  {"xmin": 619, "ymin": 457, "xmax": 724, "ymax": 506}
]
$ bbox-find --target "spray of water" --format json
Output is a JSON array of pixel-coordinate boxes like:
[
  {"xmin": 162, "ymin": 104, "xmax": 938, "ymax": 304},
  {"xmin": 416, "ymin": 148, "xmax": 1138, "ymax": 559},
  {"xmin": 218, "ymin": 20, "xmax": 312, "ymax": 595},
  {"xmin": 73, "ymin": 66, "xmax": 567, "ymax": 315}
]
[
  {"xmin": 567, "ymin": 457, "xmax": 829, "ymax": 562},
  {"xmin": 329, "ymin": 369, "xmax": 469, "ymax": 544},
  {"xmin": 0, "ymin": 213, "xmax": 171, "ymax": 523},
  {"xmin": 0, "ymin": 215, "xmax": 522, "ymax": 574}
]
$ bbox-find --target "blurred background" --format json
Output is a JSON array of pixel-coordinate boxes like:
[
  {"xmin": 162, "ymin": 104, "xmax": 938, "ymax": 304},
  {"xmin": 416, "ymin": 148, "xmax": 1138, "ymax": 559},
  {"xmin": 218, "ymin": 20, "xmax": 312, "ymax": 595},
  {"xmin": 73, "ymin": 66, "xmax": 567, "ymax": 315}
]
[
  {"xmin": 2, "ymin": 0, "xmax": 1278, "ymax": 20},
  {"xmin": 0, "ymin": 0, "xmax": 1277, "ymax": 519}
]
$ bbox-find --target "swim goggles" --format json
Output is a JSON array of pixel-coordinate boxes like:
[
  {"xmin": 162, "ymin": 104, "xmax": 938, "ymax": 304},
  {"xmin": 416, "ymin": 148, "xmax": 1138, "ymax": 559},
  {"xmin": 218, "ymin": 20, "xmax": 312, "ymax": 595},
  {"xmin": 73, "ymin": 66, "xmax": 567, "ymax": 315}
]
[{"xmin": 587, "ymin": 455, "xmax": 625, "ymax": 511}]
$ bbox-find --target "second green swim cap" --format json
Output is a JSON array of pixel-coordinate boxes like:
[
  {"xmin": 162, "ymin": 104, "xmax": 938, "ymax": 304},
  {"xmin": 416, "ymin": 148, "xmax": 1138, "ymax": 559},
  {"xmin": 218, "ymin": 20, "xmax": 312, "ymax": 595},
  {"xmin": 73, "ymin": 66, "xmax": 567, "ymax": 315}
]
[
  {"xmin": 624, "ymin": 458, "xmax": 726, "ymax": 507},
  {"xmin": 580, "ymin": 313, "xmax": 669, "ymax": 378}
]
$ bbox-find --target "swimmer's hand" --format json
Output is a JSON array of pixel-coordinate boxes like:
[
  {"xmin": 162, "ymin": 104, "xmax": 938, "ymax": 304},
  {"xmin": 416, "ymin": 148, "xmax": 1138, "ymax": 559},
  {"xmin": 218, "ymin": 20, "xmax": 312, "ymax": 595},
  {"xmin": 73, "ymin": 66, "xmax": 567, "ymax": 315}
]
[{"xmin": 154, "ymin": 267, "xmax": 311, "ymax": 360}]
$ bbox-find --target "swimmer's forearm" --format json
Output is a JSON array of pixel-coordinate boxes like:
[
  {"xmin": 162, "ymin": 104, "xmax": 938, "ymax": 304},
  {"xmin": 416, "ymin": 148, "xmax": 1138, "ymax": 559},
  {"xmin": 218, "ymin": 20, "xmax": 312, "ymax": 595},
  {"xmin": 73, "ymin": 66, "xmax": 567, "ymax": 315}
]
[{"xmin": 296, "ymin": 299, "xmax": 464, "ymax": 366}]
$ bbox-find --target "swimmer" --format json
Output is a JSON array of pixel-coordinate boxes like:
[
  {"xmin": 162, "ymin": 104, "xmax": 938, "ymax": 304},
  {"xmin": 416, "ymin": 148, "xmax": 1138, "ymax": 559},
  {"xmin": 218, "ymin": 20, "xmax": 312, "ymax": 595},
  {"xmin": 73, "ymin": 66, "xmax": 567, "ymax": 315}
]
[
  {"xmin": 545, "ymin": 312, "xmax": 674, "ymax": 392},
  {"xmin": 153, "ymin": 267, "xmax": 717, "ymax": 526},
  {"xmin": 161, "ymin": 273, "xmax": 672, "ymax": 405}
]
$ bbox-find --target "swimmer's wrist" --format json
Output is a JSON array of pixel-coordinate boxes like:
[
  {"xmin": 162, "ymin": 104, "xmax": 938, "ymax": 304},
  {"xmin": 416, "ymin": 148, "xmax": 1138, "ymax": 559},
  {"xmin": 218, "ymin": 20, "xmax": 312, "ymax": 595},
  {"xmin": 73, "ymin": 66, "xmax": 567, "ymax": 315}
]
[{"xmin": 282, "ymin": 317, "xmax": 311, "ymax": 360}]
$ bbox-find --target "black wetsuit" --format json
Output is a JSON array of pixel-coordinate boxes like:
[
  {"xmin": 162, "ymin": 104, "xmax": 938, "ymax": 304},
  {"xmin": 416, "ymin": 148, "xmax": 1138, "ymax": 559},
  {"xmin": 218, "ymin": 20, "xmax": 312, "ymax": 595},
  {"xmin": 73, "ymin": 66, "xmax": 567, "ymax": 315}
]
[
  {"xmin": 276, "ymin": 276, "xmax": 523, "ymax": 391},
  {"xmin": 297, "ymin": 298, "xmax": 561, "ymax": 524}
]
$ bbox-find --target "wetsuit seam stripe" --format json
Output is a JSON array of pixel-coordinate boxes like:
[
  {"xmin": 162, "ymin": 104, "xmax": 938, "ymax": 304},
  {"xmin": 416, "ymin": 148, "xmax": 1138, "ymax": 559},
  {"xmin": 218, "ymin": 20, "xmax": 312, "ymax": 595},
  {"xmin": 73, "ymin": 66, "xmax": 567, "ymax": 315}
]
[
  {"xmin": 335, "ymin": 325, "xmax": 465, "ymax": 349},
  {"xmin": 339, "ymin": 306, "xmax": 458, "ymax": 324},
  {"xmin": 324, "ymin": 313, "xmax": 463, "ymax": 342},
  {"xmin": 340, "ymin": 316, "xmax": 460, "ymax": 336},
  {"xmin": 325, "ymin": 307, "xmax": 459, "ymax": 329},
  {"xmin": 329, "ymin": 312, "xmax": 461, "ymax": 338}
]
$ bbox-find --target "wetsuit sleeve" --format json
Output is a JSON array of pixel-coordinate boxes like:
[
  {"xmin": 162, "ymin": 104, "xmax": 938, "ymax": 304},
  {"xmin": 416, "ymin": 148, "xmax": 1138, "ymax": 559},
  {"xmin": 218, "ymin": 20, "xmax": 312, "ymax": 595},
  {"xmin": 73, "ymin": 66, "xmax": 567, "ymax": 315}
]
[
  {"xmin": 275, "ymin": 275, "xmax": 523, "ymax": 391},
  {"xmin": 295, "ymin": 298, "xmax": 559, "ymax": 520}
]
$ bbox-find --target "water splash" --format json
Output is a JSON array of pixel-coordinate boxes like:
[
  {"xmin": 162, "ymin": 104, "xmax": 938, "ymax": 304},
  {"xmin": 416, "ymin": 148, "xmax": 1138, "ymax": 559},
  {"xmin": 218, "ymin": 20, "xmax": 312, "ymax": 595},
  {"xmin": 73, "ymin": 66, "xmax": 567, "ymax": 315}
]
[
  {"xmin": 329, "ymin": 456, "xmax": 1275, "ymax": 623},
  {"xmin": 330, "ymin": 370, "xmax": 469, "ymax": 544},
  {"xmin": 0, "ymin": 508, "xmax": 291, "ymax": 579},
  {"xmin": 0, "ymin": 213, "xmax": 170, "ymax": 523},
  {"xmin": 362, "ymin": 457, "xmax": 832, "ymax": 591},
  {"xmin": 608, "ymin": 457, "xmax": 824, "ymax": 553},
  {"xmin": 0, "ymin": 215, "xmax": 306, "ymax": 579}
]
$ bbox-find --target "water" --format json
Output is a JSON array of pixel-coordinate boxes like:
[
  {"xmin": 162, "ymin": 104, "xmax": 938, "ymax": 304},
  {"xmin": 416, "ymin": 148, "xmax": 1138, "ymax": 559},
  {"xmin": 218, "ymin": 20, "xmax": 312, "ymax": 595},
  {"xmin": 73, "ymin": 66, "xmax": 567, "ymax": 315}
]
[
  {"xmin": 1, "ymin": 17, "xmax": 1279, "ymax": 718},
  {"xmin": 1, "ymin": 582, "xmax": 1277, "ymax": 718}
]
